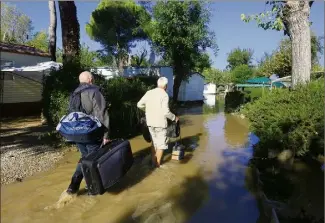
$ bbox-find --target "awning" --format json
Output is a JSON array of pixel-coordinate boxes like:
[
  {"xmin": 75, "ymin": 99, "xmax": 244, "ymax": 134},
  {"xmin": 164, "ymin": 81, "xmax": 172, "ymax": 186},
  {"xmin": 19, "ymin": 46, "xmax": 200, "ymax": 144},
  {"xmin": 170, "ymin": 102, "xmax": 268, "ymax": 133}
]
[
  {"xmin": 246, "ymin": 77, "xmax": 270, "ymax": 84},
  {"xmin": 1, "ymin": 61, "xmax": 62, "ymax": 72}
]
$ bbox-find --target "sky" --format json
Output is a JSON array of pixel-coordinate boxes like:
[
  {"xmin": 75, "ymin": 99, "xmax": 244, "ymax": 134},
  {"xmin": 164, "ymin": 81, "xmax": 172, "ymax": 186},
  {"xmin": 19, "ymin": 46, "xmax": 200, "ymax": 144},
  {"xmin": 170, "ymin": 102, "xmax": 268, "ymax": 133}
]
[{"xmin": 10, "ymin": 1, "xmax": 325, "ymax": 69}]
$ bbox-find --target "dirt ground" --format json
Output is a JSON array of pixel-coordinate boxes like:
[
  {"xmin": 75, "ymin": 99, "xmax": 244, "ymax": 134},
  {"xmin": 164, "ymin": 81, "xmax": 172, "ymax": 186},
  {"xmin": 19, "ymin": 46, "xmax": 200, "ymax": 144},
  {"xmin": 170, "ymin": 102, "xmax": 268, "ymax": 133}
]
[{"xmin": 1, "ymin": 116, "xmax": 73, "ymax": 185}]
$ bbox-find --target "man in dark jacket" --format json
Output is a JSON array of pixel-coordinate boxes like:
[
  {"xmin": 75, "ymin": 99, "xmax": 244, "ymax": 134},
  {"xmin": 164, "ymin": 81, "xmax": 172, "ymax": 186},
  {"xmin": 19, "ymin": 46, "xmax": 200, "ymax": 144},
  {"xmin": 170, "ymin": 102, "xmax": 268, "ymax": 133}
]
[{"xmin": 66, "ymin": 71, "xmax": 110, "ymax": 195}]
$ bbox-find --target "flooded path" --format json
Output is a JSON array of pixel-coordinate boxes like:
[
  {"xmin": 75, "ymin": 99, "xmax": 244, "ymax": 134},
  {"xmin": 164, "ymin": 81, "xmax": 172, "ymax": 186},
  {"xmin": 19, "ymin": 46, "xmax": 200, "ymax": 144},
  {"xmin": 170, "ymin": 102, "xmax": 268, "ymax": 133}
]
[{"xmin": 1, "ymin": 98, "xmax": 262, "ymax": 223}]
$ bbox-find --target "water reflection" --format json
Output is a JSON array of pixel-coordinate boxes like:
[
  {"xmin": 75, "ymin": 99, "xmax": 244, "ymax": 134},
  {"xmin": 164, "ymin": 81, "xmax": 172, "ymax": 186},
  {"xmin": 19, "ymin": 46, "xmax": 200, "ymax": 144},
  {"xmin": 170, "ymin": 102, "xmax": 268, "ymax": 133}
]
[
  {"xmin": 187, "ymin": 114, "xmax": 260, "ymax": 223},
  {"xmin": 203, "ymin": 94, "xmax": 216, "ymax": 107},
  {"xmin": 224, "ymin": 114, "xmax": 249, "ymax": 148}
]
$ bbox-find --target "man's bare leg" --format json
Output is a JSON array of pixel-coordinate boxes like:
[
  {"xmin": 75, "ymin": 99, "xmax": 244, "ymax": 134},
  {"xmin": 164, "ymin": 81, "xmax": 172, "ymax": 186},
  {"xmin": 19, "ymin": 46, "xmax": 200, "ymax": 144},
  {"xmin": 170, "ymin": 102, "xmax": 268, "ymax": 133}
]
[
  {"xmin": 155, "ymin": 149, "xmax": 164, "ymax": 167},
  {"xmin": 151, "ymin": 144, "xmax": 158, "ymax": 166}
]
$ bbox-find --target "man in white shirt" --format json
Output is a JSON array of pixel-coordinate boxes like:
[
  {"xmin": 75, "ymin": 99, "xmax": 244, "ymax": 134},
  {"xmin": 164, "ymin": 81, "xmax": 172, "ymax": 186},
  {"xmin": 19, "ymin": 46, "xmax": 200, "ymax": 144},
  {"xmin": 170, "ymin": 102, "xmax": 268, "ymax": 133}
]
[{"xmin": 137, "ymin": 77, "xmax": 179, "ymax": 167}]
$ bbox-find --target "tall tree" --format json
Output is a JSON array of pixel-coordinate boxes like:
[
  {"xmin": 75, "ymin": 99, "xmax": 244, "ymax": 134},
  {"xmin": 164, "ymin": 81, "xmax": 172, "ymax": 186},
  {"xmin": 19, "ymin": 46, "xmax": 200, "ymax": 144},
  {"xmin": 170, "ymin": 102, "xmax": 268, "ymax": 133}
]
[
  {"xmin": 56, "ymin": 43, "xmax": 114, "ymax": 67},
  {"xmin": 0, "ymin": 2, "xmax": 33, "ymax": 43},
  {"xmin": 226, "ymin": 48, "xmax": 254, "ymax": 70},
  {"xmin": 58, "ymin": 1, "xmax": 80, "ymax": 64},
  {"xmin": 86, "ymin": 0, "xmax": 150, "ymax": 73},
  {"xmin": 258, "ymin": 34, "xmax": 324, "ymax": 78},
  {"xmin": 48, "ymin": 1, "xmax": 57, "ymax": 61},
  {"xmin": 150, "ymin": 1, "xmax": 218, "ymax": 101},
  {"xmin": 26, "ymin": 31, "xmax": 48, "ymax": 52},
  {"xmin": 193, "ymin": 53, "xmax": 212, "ymax": 73},
  {"xmin": 203, "ymin": 68, "xmax": 231, "ymax": 85},
  {"xmin": 230, "ymin": 64, "xmax": 254, "ymax": 84},
  {"xmin": 241, "ymin": 1, "xmax": 314, "ymax": 87}
]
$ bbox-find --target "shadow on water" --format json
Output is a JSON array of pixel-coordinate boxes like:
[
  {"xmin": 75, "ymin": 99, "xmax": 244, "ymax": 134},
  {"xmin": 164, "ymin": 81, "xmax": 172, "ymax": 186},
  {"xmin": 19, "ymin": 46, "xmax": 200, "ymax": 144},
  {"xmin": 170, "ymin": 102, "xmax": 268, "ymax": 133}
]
[
  {"xmin": 245, "ymin": 134, "xmax": 324, "ymax": 220},
  {"xmin": 247, "ymin": 149, "xmax": 325, "ymax": 222},
  {"xmin": 114, "ymin": 171, "xmax": 209, "ymax": 223}
]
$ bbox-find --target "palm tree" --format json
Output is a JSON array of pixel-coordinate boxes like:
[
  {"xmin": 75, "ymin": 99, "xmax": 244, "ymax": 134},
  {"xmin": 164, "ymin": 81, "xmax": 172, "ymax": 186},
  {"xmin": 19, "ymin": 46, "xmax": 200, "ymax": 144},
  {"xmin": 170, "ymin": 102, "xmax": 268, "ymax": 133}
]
[
  {"xmin": 58, "ymin": 1, "xmax": 80, "ymax": 64},
  {"xmin": 48, "ymin": 1, "xmax": 57, "ymax": 61}
]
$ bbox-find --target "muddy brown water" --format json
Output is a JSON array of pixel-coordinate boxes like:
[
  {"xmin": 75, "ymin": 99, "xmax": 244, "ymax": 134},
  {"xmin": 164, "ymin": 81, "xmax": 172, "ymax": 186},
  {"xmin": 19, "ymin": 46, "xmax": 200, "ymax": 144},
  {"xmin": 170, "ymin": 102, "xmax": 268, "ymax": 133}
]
[{"xmin": 1, "ymin": 97, "xmax": 322, "ymax": 222}]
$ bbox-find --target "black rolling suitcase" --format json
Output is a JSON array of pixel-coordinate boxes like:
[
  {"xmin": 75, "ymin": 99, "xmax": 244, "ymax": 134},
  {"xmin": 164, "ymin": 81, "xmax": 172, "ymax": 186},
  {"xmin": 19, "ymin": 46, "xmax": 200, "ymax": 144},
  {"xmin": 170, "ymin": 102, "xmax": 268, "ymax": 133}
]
[{"xmin": 81, "ymin": 139, "xmax": 134, "ymax": 195}]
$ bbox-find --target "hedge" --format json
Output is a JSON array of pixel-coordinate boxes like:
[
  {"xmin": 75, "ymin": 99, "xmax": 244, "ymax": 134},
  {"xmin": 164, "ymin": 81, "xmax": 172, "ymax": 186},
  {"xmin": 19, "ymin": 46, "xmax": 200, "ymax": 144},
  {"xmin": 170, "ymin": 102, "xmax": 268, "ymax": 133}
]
[{"xmin": 242, "ymin": 78, "xmax": 324, "ymax": 157}]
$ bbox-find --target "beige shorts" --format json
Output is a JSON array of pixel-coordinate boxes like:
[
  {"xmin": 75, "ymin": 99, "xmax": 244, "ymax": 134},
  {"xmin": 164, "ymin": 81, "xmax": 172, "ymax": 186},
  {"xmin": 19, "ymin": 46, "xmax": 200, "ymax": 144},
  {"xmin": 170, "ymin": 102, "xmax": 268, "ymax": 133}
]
[{"xmin": 148, "ymin": 127, "xmax": 169, "ymax": 150}]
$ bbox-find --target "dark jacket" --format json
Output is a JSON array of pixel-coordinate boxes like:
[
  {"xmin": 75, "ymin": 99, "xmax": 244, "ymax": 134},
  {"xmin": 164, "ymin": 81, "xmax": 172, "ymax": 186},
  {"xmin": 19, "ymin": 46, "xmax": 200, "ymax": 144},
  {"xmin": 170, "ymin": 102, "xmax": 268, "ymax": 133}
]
[{"xmin": 73, "ymin": 83, "xmax": 110, "ymax": 139}]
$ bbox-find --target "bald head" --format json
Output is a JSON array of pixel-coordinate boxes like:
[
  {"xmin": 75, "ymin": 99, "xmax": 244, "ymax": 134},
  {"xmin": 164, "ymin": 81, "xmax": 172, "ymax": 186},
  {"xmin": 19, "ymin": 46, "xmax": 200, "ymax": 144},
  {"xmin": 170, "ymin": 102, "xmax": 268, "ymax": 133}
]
[{"xmin": 79, "ymin": 71, "xmax": 93, "ymax": 84}]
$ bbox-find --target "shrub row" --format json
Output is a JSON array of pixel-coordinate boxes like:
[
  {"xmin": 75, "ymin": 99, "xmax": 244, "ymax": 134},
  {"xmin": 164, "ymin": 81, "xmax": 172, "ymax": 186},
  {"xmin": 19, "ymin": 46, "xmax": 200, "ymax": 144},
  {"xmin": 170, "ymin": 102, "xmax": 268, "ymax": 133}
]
[{"xmin": 242, "ymin": 78, "xmax": 324, "ymax": 156}]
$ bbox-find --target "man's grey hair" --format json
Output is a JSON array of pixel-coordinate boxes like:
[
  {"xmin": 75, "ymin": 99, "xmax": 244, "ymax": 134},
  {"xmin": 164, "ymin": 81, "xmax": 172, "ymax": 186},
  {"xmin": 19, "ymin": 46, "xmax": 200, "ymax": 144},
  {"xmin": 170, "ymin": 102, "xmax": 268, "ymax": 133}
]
[{"xmin": 157, "ymin": 77, "xmax": 168, "ymax": 88}]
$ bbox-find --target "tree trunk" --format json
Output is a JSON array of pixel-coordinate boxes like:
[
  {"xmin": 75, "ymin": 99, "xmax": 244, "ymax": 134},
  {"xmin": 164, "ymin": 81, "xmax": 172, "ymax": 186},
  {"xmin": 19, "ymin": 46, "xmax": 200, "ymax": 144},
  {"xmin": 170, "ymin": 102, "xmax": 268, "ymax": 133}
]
[
  {"xmin": 117, "ymin": 54, "xmax": 124, "ymax": 75},
  {"xmin": 173, "ymin": 74, "xmax": 182, "ymax": 102},
  {"xmin": 173, "ymin": 61, "xmax": 186, "ymax": 102},
  {"xmin": 48, "ymin": 1, "xmax": 57, "ymax": 61},
  {"xmin": 58, "ymin": 1, "xmax": 80, "ymax": 64},
  {"xmin": 283, "ymin": 1, "xmax": 311, "ymax": 87},
  {"xmin": 172, "ymin": 52, "xmax": 190, "ymax": 102}
]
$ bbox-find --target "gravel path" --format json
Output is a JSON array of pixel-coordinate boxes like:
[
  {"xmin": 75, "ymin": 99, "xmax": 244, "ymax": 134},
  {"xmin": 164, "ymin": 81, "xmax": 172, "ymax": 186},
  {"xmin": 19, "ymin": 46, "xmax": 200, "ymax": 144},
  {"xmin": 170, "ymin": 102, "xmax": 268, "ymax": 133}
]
[{"xmin": 1, "ymin": 118, "xmax": 71, "ymax": 185}]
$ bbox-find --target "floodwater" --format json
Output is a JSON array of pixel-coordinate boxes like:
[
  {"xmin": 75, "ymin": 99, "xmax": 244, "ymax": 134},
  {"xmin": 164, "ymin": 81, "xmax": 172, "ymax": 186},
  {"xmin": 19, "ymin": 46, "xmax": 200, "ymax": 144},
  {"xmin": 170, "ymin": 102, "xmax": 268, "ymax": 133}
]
[{"xmin": 0, "ymin": 96, "xmax": 295, "ymax": 222}]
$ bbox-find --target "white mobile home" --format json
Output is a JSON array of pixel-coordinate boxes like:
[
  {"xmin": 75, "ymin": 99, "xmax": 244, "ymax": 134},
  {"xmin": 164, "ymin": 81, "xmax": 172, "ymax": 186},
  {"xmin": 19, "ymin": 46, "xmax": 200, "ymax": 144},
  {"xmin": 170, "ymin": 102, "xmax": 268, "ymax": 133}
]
[
  {"xmin": 90, "ymin": 67, "xmax": 120, "ymax": 79},
  {"xmin": 92, "ymin": 66, "xmax": 174, "ymax": 97},
  {"xmin": 203, "ymin": 83, "xmax": 217, "ymax": 95},
  {"xmin": 1, "ymin": 61, "xmax": 61, "ymax": 117},
  {"xmin": 0, "ymin": 42, "xmax": 51, "ymax": 68}
]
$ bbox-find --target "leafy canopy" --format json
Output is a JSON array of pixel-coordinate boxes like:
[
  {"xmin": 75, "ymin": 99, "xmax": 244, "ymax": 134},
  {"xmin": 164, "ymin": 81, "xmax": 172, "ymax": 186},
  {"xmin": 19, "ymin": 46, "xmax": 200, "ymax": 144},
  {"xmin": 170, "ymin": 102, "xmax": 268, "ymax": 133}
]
[
  {"xmin": 149, "ymin": 1, "xmax": 218, "ymax": 74},
  {"xmin": 193, "ymin": 53, "xmax": 212, "ymax": 73},
  {"xmin": 230, "ymin": 64, "xmax": 254, "ymax": 84},
  {"xmin": 241, "ymin": 1, "xmax": 314, "ymax": 36},
  {"xmin": 241, "ymin": 2, "xmax": 285, "ymax": 32},
  {"xmin": 0, "ymin": 2, "xmax": 33, "ymax": 43},
  {"xmin": 86, "ymin": 0, "xmax": 150, "ymax": 57},
  {"xmin": 56, "ymin": 43, "xmax": 114, "ymax": 68},
  {"xmin": 257, "ymin": 34, "xmax": 324, "ymax": 77},
  {"xmin": 203, "ymin": 68, "xmax": 231, "ymax": 85},
  {"xmin": 227, "ymin": 47, "xmax": 254, "ymax": 70},
  {"xmin": 26, "ymin": 31, "xmax": 48, "ymax": 52}
]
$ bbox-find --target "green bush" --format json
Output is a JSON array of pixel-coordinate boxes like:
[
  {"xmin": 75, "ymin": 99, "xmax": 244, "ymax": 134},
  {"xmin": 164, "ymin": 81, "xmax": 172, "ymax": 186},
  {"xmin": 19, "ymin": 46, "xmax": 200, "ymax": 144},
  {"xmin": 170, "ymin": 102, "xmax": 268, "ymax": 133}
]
[
  {"xmin": 242, "ymin": 79, "xmax": 324, "ymax": 156},
  {"xmin": 243, "ymin": 87, "xmax": 269, "ymax": 100},
  {"xmin": 42, "ymin": 63, "xmax": 84, "ymax": 127},
  {"xmin": 100, "ymin": 77, "xmax": 153, "ymax": 138},
  {"xmin": 230, "ymin": 64, "xmax": 254, "ymax": 84},
  {"xmin": 42, "ymin": 64, "xmax": 154, "ymax": 139}
]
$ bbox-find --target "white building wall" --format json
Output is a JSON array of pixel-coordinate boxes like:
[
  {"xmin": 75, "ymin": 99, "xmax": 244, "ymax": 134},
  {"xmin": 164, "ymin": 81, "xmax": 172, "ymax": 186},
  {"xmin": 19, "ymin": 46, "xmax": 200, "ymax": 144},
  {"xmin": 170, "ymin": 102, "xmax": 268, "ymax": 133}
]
[
  {"xmin": 1, "ymin": 52, "xmax": 51, "ymax": 67},
  {"xmin": 203, "ymin": 83, "xmax": 216, "ymax": 94},
  {"xmin": 159, "ymin": 67, "xmax": 173, "ymax": 97}
]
